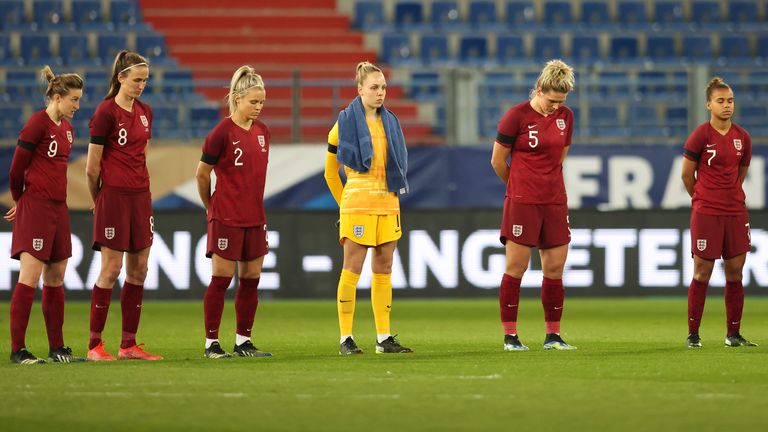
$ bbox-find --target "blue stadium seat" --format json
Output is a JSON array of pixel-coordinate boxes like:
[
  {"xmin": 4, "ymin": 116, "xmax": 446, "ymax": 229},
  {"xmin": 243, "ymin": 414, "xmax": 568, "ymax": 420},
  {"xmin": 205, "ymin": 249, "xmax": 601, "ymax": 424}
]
[
  {"xmin": 380, "ymin": 34, "xmax": 414, "ymax": 65},
  {"xmin": 0, "ymin": 0, "xmax": 26, "ymax": 30},
  {"xmin": 5, "ymin": 70, "xmax": 37, "ymax": 101},
  {"xmin": 151, "ymin": 106, "xmax": 180, "ymax": 130},
  {"xmin": 97, "ymin": 34, "xmax": 126, "ymax": 63},
  {"xmin": 111, "ymin": 0, "xmax": 143, "ymax": 28},
  {"xmin": 468, "ymin": 1, "xmax": 500, "ymax": 30},
  {"xmin": 691, "ymin": 1, "xmax": 721, "ymax": 24},
  {"xmin": 638, "ymin": 71, "xmax": 667, "ymax": 98},
  {"xmin": 353, "ymin": 1, "xmax": 384, "ymax": 30},
  {"xmin": 71, "ymin": 105, "xmax": 95, "ymax": 138},
  {"xmin": 617, "ymin": 1, "xmax": 646, "ymax": 26},
  {"xmin": 533, "ymin": 36, "xmax": 562, "ymax": 59},
  {"xmin": 85, "ymin": 70, "xmax": 109, "ymax": 100},
  {"xmin": 420, "ymin": 35, "xmax": 450, "ymax": 65},
  {"xmin": 162, "ymin": 70, "xmax": 195, "ymax": 100},
  {"xmin": 589, "ymin": 105, "xmax": 619, "ymax": 126},
  {"xmin": 654, "ymin": 1, "xmax": 684, "ymax": 25},
  {"xmin": 33, "ymin": 0, "xmax": 68, "ymax": 29},
  {"xmin": 60, "ymin": 34, "xmax": 93, "ymax": 65},
  {"xmin": 646, "ymin": 36, "xmax": 676, "ymax": 60},
  {"xmin": 728, "ymin": 1, "xmax": 758, "ymax": 23},
  {"xmin": 506, "ymin": 1, "xmax": 535, "ymax": 27},
  {"xmin": 409, "ymin": 72, "xmax": 441, "ymax": 101},
  {"xmin": 0, "ymin": 34, "xmax": 13, "ymax": 65},
  {"xmin": 431, "ymin": 1, "xmax": 462, "ymax": 30},
  {"xmin": 71, "ymin": 0, "xmax": 104, "ymax": 29},
  {"xmin": 580, "ymin": 2, "xmax": 609, "ymax": 26},
  {"xmin": 719, "ymin": 35, "xmax": 750, "ymax": 59},
  {"xmin": 459, "ymin": 36, "xmax": 488, "ymax": 64},
  {"xmin": 666, "ymin": 105, "xmax": 687, "ymax": 124},
  {"xmin": 395, "ymin": 2, "xmax": 425, "ymax": 30},
  {"xmin": 136, "ymin": 34, "xmax": 168, "ymax": 64},
  {"xmin": 682, "ymin": 36, "xmax": 713, "ymax": 59},
  {"xmin": 189, "ymin": 106, "xmax": 221, "ymax": 133},
  {"xmin": 758, "ymin": 36, "xmax": 768, "ymax": 59},
  {"xmin": 543, "ymin": 1, "xmax": 573, "ymax": 26},
  {"xmin": 628, "ymin": 104, "xmax": 659, "ymax": 126},
  {"xmin": 610, "ymin": 36, "xmax": 639, "ymax": 60},
  {"xmin": 594, "ymin": 71, "xmax": 628, "ymax": 98},
  {"xmin": 20, "ymin": 34, "xmax": 55, "ymax": 64},
  {"xmin": 572, "ymin": 35, "xmax": 600, "ymax": 60},
  {"xmin": 0, "ymin": 106, "xmax": 24, "ymax": 135},
  {"xmin": 496, "ymin": 35, "xmax": 525, "ymax": 64}
]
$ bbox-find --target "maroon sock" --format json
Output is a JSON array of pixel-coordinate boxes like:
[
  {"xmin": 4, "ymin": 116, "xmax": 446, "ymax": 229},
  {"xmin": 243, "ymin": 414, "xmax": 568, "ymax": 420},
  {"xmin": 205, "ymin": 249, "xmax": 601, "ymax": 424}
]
[
  {"xmin": 120, "ymin": 282, "xmax": 144, "ymax": 349},
  {"xmin": 42, "ymin": 285, "xmax": 65, "ymax": 349},
  {"xmin": 499, "ymin": 274, "xmax": 521, "ymax": 334},
  {"xmin": 542, "ymin": 277, "xmax": 564, "ymax": 330},
  {"xmin": 725, "ymin": 280, "xmax": 744, "ymax": 336},
  {"xmin": 89, "ymin": 285, "xmax": 113, "ymax": 349},
  {"xmin": 687, "ymin": 279, "xmax": 708, "ymax": 334},
  {"xmin": 10, "ymin": 283, "xmax": 35, "ymax": 352},
  {"xmin": 235, "ymin": 278, "xmax": 260, "ymax": 337},
  {"xmin": 204, "ymin": 276, "xmax": 231, "ymax": 339}
]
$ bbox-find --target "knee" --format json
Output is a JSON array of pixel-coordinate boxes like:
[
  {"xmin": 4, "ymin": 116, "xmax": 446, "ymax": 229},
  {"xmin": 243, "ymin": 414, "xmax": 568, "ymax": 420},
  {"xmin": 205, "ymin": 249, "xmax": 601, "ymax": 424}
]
[
  {"xmin": 505, "ymin": 261, "xmax": 528, "ymax": 278},
  {"xmin": 126, "ymin": 265, "xmax": 148, "ymax": 284},
  {"xmin": 724, "ymin": 269, "xmax": 742, "ymax": 282},
  {"xmin": 101, "ymin": 262, "xmax": 123, "ymax": 283},
  {"xmin": 43, "ymin": 273, "xmax": 65, "ymax": 287},
  {"xmin": 693, "ymin": 267, "xmax": 713, "ymax": 282}
]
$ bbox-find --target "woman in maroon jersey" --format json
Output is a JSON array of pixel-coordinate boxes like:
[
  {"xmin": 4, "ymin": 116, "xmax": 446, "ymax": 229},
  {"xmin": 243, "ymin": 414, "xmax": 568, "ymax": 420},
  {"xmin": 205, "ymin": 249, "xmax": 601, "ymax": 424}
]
[
  {"xmin": 682, "ymin": 77, "xmax": 755, "ymax": 349},
  {"xmin": 4, "ymin": 66, "xmax": 84, "ymax": 364},
  {"xmin": 84, "ymin": 50, "xmax": 161, "ymax": 361},
  {"xmin": 195, "ymin": 65, "xmax": 272, "ymax": 359},
  {"xmin": 490, "ymin": 60, "xmax": 576, "ymax": 352}
]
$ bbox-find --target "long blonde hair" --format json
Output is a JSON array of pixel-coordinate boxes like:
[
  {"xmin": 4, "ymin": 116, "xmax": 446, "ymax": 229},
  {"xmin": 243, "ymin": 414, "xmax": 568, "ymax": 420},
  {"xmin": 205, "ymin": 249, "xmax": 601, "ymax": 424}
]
[
  {"xmin": 227, "ymin": 65, "xmax": 264, "ymax": 116},
  {"xmin": 105, "ymin": 50, "xmax": 148, "ymax": 100},
  {"xmin": 530, "ymin": 59, "xmax": 574, "ymax": 99}
]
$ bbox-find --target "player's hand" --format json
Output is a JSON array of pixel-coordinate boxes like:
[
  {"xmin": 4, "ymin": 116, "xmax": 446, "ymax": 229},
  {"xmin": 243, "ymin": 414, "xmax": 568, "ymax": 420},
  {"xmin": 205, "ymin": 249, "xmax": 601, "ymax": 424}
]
[
  {"xmin": 4, "ymin": 205, "xmax": 17, "ymax": 222},
  {"xmin": 334, "ymin": 219, "xmax": 340, "ymax": 228}
]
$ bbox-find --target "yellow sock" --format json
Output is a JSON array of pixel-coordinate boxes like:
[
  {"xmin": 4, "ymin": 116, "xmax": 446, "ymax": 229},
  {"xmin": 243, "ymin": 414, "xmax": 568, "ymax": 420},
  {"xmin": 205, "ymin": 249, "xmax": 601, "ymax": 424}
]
[
  {"xmin": 371, "ymin": 273, "xmax": 392, "ymax": 335},
  {"xmin": 337, "ymin": 269, "xmax": 360, "ymax": 336}
]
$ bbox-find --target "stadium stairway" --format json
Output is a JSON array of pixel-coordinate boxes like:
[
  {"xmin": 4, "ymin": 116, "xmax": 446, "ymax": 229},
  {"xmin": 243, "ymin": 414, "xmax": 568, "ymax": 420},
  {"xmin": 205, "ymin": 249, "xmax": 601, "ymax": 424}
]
[{"xmin": 137, "ymin": 0, "xmax": 442, "ymax": 144}]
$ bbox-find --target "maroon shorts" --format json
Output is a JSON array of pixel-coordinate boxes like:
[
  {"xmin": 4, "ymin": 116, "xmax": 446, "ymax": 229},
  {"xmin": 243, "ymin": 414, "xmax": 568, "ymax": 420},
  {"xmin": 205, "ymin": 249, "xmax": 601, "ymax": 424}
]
[
  {"xmin": 690, "ymin": 210, "xmax": 750, "ymax": 260},
  {"xmin": 206, "ymin": 220, "xmax": 268, "ymax": 261},
  {"xmin": 500, "ymin": 199, "xmax": 570, "ymax": 248},
  {"xmin": 93, "ymin": 186, "xmax": 153, "ymax": 252},
  {"xmin": 11, "ymin": 195, "xmax": 71, "ymax": 262}
]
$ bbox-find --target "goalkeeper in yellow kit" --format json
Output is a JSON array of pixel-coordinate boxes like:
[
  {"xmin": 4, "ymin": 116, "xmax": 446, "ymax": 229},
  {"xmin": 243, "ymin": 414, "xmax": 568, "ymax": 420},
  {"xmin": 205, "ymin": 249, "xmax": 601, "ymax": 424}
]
[{"xmin": 324, "ymin": 61, "xmax": 412, "ymax": 355}]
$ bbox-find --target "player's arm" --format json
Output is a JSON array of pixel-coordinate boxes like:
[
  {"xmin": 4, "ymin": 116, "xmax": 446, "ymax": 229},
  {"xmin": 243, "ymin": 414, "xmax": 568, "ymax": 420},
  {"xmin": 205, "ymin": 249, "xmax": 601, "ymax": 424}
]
[
  {"xmin": 491, "ymin": 142, "xmax": 511, "ymax": 183},
  {"xmin": 324, "ymin": 143, "xmax": 343, "ymax": 206},
  {"xmin": 738, "ymin": 165, "xmax": 749, "ymax": 184},
  {"xmin": 195, "ymin": 161, "xmax": 214, "ymax": 211},
  {"xmin": 560, "ymin": 146, "xmax": 570, "ymax": 163},
  {"xmin": 681, "ymin": 157, "xmax": 697, "ymax": 198},
  {"xmin": 4, "ymin": 146, "xmax": 35, "ymax": 222},
  {"xmin": 85, "ymin": 144, "xmax": 104, "ymax": 203}
]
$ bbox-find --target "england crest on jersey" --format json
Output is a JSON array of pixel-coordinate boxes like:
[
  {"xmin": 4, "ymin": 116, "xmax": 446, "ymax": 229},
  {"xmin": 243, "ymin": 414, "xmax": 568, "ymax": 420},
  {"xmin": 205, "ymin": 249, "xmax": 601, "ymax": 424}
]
[
  {"xmin": 218, "ymin": 238, "xmax": 228, "ymax": 250},
  {"xmin": 140, "ymin": 115, "xmax": 149, "ymax": 127},
  {"xmin": 105, "ymin": 227, "xmax": 115, "ymax": 240},
  {"xmin": 353, "ymin": 225, "xmax": 364, "ymax": 238},
  {"xmin": 733, "ymin": 139, "xmax": 742, "ymax": 151},
  {"xmin": 512, "ymin": 225, "xmax": 523, "ymax": 237},
  {"xmin": 32, "ymin": 238, "xmax": 43, "ymax": 251},
  {"xmin": 258, "ymin": 135, "xmax": 266, "ymax": 152},
  {"xmin": 556, "ymin": 119, "xmax": 566, "ymax": 130},
  {"xmin": 66, "ymin": 131, "xmax": 73, "ymax": 143},
  {"xmin": 697, "ymin": 239, "xmax": 707, "ymax": 251}
]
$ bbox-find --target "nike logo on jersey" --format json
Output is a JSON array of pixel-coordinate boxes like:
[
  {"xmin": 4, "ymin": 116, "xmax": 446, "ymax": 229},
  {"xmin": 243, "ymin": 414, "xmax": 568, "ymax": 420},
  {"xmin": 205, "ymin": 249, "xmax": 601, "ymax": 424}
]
[
  {"xmin": 49, "ymin": 134, "xmax": 55, "ymax": 138},
  {"xmin": 527, "ymin": 124, "xmax": 536, "ymax": 129},
  {"xmin": 706, "ymin": 143, "xmax": 716, "ymax": 147},
  {"xmin": 233, "ymin": 140, "xmax": 241, "ymax": 145},
  {"xmin": 119, "ymin": 122, "xmax": 126, "ymax": 126}
]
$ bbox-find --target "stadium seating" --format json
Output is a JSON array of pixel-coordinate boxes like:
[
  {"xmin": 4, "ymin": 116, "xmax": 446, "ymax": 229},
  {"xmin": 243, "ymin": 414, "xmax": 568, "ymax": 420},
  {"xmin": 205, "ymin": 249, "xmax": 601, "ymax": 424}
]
[
  {"xmin": 431, "ymin": 1, "xmax": 462, "ymax": 30},
  {"xmin": 60, "ymin": 34, "xmax": 92, "ymax": 66},
  {"xmin": 691, "ymin": 1, "xmax": 721, "ymax": 24},
  {"xmin": 618, "ymin": 1, "xmax": 647, "ymax": 26},
  {"xmin": 468, "ymin": 1, "xmax": 502, "ymax": 31},
  {"xmin": 97, "ymin": 34, "xmax": 126, "ymax": 64},
  {"xmin": 381, "ymin": 34, "xmax": 414, "ymax": 65},
  {"xmin": 32, "ymin": 0, "xmax": 67, "ymax": 29},
  {"xmin": 581, "ymin": 2, "xmax": 610, "ymax": 25},
  {"xmin": 420, "ymin": 34, "xmax": 450, "ymax": 65},
  {"xmin": 728, "ymin": 1, "xmax": 758, "ymax": 23},
  {"xmin": 71, "ymin": 0, "xmax": 105, "ymax": 29},
  {"xmin": 459, "ymin": 36, "xmax": 488, "ymax": 64},
  {"xmin": 572, "ymin": 35, "xmax": 600, "ymax": 60},
  {"xmin": 610, "ymin": 36, "xmax": 639, "ymax": 60},
  {"xmin": 533, "ymin": 36, "xmax": 563, "ymax": 60},
  {"xmin": 20, "ymin": 34, "xmax": 55, "ymax": 65},
  {"xmin": 395, "ymin": 2, "xmax": 425, "ymax": 30},
  {"xmin": 353, "ymin": 1, "xmax": 384, "ymax": 30},
  {"xmin": 543, "ymin": 1, "xmax": 573, "ymax": 26},
  {"xmin": 496, "ymin": 35, "xmax": 525, "ymax": 64}
]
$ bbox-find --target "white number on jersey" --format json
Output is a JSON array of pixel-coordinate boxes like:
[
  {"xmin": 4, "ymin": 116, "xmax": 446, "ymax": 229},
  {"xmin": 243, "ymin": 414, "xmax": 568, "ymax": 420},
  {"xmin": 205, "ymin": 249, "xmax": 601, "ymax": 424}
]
[
  {"xmin": 118, "ymin": 128, "xmax": 128, "ymax": 146},
  {"xmin": 706, "ymin": 149, "xmax": 716, "ymax": 165},
  {"xmin": 47, "ymin": 140, "xmax": 58, "ymax": 157},
  {"xmin": 234, "ymin": 147, "xmax": 244, "ymax": 166},
  {"xmin": 528, "ymin": 130, "xmax": 539, "ymax": 148}
]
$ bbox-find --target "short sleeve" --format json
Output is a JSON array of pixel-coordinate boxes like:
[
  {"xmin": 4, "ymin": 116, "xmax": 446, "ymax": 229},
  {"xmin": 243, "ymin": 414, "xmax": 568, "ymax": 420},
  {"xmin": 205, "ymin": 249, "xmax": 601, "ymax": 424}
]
[
  {"xmin": 328, "ymin": 121, "xmax": 339, "ymax": 147},
  {"xmin": 201, "ymin": 125, "xmax": 226, "ymax": 165},
  {"xmin": 741, "ymin": 131, "xmax": 752, "ymax": 167},
  {"xmin": 564, "ymin": 109, "xmax": 574, "ymax": 147},
  {"xmin": 17, "ymin": 115, "xmax": 45, "ymax": 150},
  {"xmin": 89, "ymin": 104, "xmax": 114, "ymax": 145},
  {"xmin": 145, "ymin": 104, "xmax": 153, "ymax": 140},
  {"xmin": 495, "ymin": 108, "xmax": 520, "ymax": 147},
  {"xmin": 683, "ymin": 127, "xmax": 704, "ymax": 161}
]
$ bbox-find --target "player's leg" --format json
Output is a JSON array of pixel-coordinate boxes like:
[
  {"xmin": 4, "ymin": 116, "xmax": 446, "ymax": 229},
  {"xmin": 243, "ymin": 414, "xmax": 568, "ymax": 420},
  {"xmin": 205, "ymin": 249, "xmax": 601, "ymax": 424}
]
[
  {"xmin": 10, "ymin": 253, "xmax": 45, "ymax": 364},
  {"xmin": 117, "ymin": 247, "xmax": 161, "ymax": 360},
  {"xmin": 86, "ymin": 246, "xmax": 122, "ymax": 360},
  {"xmin": 336, "ymin": 215, "xmax": 370, "ymax": 355},
  {"xmin": 723, "ymin": 213, "xmax": 755, "ymax": 347},
  {"xmin": 41, "ymin": 258, "xmax": 84, "ymax": 363},
  {"xmin": 203, "ymin": 254, "xmax": 234, "ymax": 358},
  {"xmin": 687, "ymin": 210, "xmax": 720, "ymax": 348},
  {"xmin": 501, "ymin": 241, "xmax": 531, "ymax": 351},
  {"xmin": 540, "ymin": 244, "xmax": 575, "ymax": 350},
  {"xmin": 233, "ymin": 245, "xmax": 271, "ymax": 358}
]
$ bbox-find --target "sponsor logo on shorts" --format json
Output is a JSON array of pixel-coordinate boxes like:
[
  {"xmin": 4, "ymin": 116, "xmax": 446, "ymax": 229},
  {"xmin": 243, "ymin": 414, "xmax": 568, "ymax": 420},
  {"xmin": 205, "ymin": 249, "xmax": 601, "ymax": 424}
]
[
  {"xmin": 733, "ymin": 139, "xmax": 742, "ymax": 151},
  {"xmin": 218, "ymin": 238, "xmax": 228, "ymax": 250},
  {"xmin": 697, "ymin": 239, "xmax": 707, "ymax": 251},
  {"xmin": 105, "ymin": 227, "xmax": 115, "ymax": 240},
  {"xmin": 140, "ymin": 115, "xmax": 149, "ymax": 127},
  {"xmin": 32, "ymin": 238, "xmax": 43, "ymax": 251},
  {"xmin": 353, "ymin": 225, "xmax": 364, "ymax": 238},
  {"xmin": 512, "ymin": 225, "xmax": 523, "ymax": 237},
  {"xmin": 556, "ymin": 119, "xmax": 566, "ymax": 130},
  {"xmin": 66, "ymin": 131, "xmax": 73, "ymax": 143}
]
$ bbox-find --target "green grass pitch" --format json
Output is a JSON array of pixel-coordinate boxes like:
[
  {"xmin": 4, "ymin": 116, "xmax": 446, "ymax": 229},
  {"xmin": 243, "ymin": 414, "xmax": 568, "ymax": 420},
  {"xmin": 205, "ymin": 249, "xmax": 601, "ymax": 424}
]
[{"xmin": 0, "ymin": 297, "xmax": 767, "ymax": 431}]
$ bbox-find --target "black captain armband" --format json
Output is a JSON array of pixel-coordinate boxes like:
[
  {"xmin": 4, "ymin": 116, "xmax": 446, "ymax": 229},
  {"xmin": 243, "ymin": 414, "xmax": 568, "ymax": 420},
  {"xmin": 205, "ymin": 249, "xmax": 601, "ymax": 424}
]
[
  {"xmin": 327, "ymin": 144, "xmax": 338, "ymax": 154},
  {"xmin": 90, "ymin": 136, "xmax": 106, "ymax": 145},
  {"xmin": 684, "ymin": 149, "xmax": 700, "ymax": 161},
  {"xmin": 496, "ymin": 132, "xmax": 514, "ymax": 146},
  {"xmin": 17, "ymin": 140, "xmax": 35, "ymax": 151},
  {"xmin": 201, "ymin": 153, "xmax": 219, "ymax": 165}
]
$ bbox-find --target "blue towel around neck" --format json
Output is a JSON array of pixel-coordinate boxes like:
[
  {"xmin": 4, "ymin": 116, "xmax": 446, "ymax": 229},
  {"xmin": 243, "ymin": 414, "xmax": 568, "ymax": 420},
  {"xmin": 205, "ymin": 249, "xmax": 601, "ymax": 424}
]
[{"xmin": 336, "ymin": 96, "xmax": 409, "ymax": 195}]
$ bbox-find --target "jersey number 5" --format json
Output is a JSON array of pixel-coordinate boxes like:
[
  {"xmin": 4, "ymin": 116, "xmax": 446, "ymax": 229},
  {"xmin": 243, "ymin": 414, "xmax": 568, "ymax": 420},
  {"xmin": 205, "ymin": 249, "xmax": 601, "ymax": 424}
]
[
  {"xmin": 528, "ymin": 130, "xmax": 539, "ymax": 148},
  {"xmin": 234, "ymin": 147, "xmax": 244, "ymax": 166}
]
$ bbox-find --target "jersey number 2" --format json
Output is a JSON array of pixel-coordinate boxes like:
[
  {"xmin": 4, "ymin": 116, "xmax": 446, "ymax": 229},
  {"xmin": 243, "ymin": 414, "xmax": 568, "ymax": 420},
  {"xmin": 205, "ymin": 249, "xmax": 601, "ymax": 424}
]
[{"xmin": 234, "ymin": 148, "xmax": 244, "ymax": 166}]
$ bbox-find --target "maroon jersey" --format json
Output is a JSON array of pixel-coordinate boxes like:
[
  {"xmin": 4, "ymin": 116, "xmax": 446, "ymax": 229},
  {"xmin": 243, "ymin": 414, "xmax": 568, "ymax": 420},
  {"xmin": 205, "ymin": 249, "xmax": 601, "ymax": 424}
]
[
  {"xmin": 201, "ymin": 118, "xmax": 270, "ymax": 227},
  {"xmin": 10, "ymin": 110, "xmax": 74, "ymax": 202},
  {"xmin": 496, "ymin": 101, "xmax": 574, "ymax": 204},
  {"xmin": 89, "ymin": 98, "xmax": 152, "ymax": 190},
  {"xmin": 684, "ymin": 122, "xmax": 751, "ymax": 215}
]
